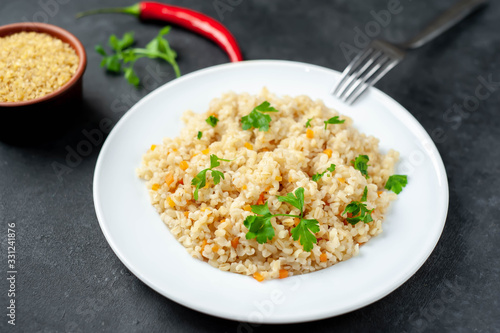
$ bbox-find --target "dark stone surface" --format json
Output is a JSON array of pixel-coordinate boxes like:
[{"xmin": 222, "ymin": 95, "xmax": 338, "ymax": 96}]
[{"xmin": 1, "ymin": 0, "xmax": 499, "ymax": 332}]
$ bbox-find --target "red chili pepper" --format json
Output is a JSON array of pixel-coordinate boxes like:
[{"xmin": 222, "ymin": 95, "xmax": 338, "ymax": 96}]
[{"xmin": 76, "ymin": 2, "xmax": 243, "ymax": 62}]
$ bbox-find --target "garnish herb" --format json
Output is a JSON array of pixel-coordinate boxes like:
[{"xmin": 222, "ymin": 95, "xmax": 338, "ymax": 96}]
[
  {"xmin": 191, "ymin": 154, "xmax": 231, "ymax": 200},
  {"xmin": 241, "ymin": 101, "xmax": 279, "ymax": 132},
  {"xmin": 305, "ymin": 118, "xmax": 313, "ymax": 128},
  {"xmin": 353, "ymin": 154, "xmax": 370, "ymax": 178},
  {"xmin": 312, "ymin": 164, "xmax": 336, "ymax": 182},
  {"xmin": 96, "ymin": 26, "xmax": 180, "ymax": 86},
  {"xmin": 342, "ymin": 186, "xmax": 374, "ymax": 225},
  {"xmin": 385, "ymin": 175, "xmax": 408, "ymax": 194},
  {"xmin": 324, "ymin": 116, "xmax": 345, "ymax": 130},
  {"xmin": 197, "ymin": 131, "xmax": 203, "ymax": 140},
  {"xmin": 206, "ymin": 115, "xmax": 219, "ymax": 127},
  {"xmin": 244, "ymin": 187, "xmax": 320, "ymax": 251}
]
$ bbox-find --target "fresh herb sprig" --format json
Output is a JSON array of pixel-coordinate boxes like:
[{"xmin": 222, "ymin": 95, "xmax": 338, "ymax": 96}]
[
  {"xmin": 241, "ymin": 101, "xmax": 279, "ymax": 132},
  {"xmin": 342, "ymin": 186, "xmax": 374, "ymax": 225},
  {"xmin": 324, "ymin": 116, "xmax": 345, "ymax": 130},
  {"xmin": 244, "ymin": 187, "xmax": 320, "ymax": 251},
  {"xmin": 305, "ymin": 118, "xmax": 313, "ymax": 128},
  {"xmin": 197, "ymin": 131, "xmax": 203, "ymax": 140},
  {"xmin": 96, "ymin": 26, "xmax": 180, "ymax": 86},
  {"xmin": 191, "ymin": 154, "xmax": 231, "ymax": 200},
  {"xmin": 206, "ymin": 115, "xmax": 219, "ymax": 127},
  {"xmin": 353, "ymin": 154, "xmax": 370, "ymax": 178},
  {"xmin": 312, "ymin": 164, "xmax": 336, "ymax": 182},
  {"xmin": 385, "ymin": 175, "xmax": 408, "ymax": 194}
]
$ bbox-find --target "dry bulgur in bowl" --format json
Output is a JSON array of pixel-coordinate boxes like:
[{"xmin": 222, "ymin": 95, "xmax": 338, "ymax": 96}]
[
  {"xmin": 0, "ymin": 22, "xmax": 86, "ymax": 107},
  {"xmin": 137, "ymin": 88, "xmax": 404, "ymax": 281}
]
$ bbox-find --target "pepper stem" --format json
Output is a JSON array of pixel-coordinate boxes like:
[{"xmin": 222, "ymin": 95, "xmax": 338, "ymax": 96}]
[{"xmin": 75, "ymin": 3, "xmax": 141, "ymax": 19}]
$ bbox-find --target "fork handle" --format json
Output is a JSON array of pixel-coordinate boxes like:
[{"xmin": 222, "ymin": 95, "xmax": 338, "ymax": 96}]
[{"xmin": 400, "ymin": 0, "xmax": 487, "ymax": 49}]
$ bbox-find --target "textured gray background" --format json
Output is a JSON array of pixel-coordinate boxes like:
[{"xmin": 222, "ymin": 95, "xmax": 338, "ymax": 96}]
[{"xmin": 1, "ymin": 0, "xmax": 499, "ymax": 332}]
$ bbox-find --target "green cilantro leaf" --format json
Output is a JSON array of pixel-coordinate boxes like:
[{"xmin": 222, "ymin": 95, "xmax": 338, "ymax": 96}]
[
  {"xmin": 354, "ymin": 155, "xmax": 370, "ymax": 178},
  {"xmin": 324, "ymin": 116, "xmax": 345, "ymax": 130},
  {"xmin": 241, "ymin": 101, "xmax": 279, "ymax": 132},
  {"xmin": 342, "ymin": 194, "xmax": 374, "ymax": 225},
  {"xmin": 278, "ymin": 187, "xmax": 304, "ymax": 214},
  {"xmin": 251, "ymin": 202, "xmax": 271, "ymax": 216},
  {"xmin": 244, "ymin": 215, "xmax": 275, "ymax": 244},
  {"xmin": 291, "ymin": 219, "xmax": 320, "ymax": 251},
  {"xmin": 312, "ymin": 164, "xmax": 336, "ymax": 182},
  {"xmin": 361, "ymin": 186, "xmax": 368, "ymax": 202},
  {"xmin": 206, "ymin": 115, "xmax": 219, "ymax": 127},
  {"xmin": 305, "ymin": 118, "xmax": 313, "ymax": 128},
  {"xmin": 385, "ymin": 175, "xmax": 408, "ymax": 194},
  {"xmin": 124, "ymin": 67, "xmax": 140, "ymax": 86},
  {"xmin": 191, "ymin": 155, "xmax": 231, "ymax": 200},
  {"xmin": 96, "ymin": 26, "xmax": 180, "ymax": 86},
  {"xmin": 197, "ymin": 131, "xmax": 202, "ymax": 140},
  {"xmin": 191, "ymin": 169, "xmax": 208, "ymax": 201}
]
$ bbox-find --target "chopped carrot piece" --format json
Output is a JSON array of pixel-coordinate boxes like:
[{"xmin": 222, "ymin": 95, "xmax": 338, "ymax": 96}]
[
  {"xmin": 231, "ymin": 237, "xmax": 239, "ymax": 249},
  {"xmin": 179, "ymin": 161, "xmax": 189, "ymax": 170},
  {"xmin": 337, "ymin": 177, "xmax": 345, "ymax": 183},
  {"xmin": 242, "ymin": 185, "xmax": 247, "ymax": 190},
  {"xmin": 253, "ymin": 272, "xmax": 264, "ymax": 282},
  {"xmin": 294, "ymin": 218, "xmax": 300, "ymax": 226},
  {"xmin": 257, "ymin": 191, "xmax": 266, "ymax": 205},
  {"xmin": 166, "ymin": 197, "xmax": 175, "ymax": 208},
  {"xmin": 320, "ymin": 253, "xmax": 327, "ymax": 262},
  {"xmin": 202, "ymin": 148, "xmax": 210, "ymax": 155},
  {"xmin": 244, "ymin": 142, "xmax": 253, "ymax": 150},
  {"xmin": 377, "ymin": 191, "xmax": 383, "ymax": 197},
  {"xmin": 275, "ymin": 176, "xmax": 282, "ymax": 181},
  {"xmin": 178, "ymin": 179, "xmax": 184, "ymax": 185},
  {"xmin": 306, "ymin": 129, "xmax": 314, "ymax": 138},
  {"xmin": 184, "ymin": 211, "xmax": 189, "ymax": 218},
  {"xmin": 151, "ymin": 183, "xmax": 160, "ymax": 191},
  {"xmin": 212, "ymin": 244, "xmax": 219, "ymax": 252},
  {"xmin": 201, "ymin": 239, "xmax": 207, "ymax": 253},
  {"xmin": 279, "ymin": 269, "xmax": 289, "ymax": 279},
  {"xmin": 323, "ymin": 149, "xmax": 332, "ymax": 158},
  {"xmin": 243, "ymin": 205, "xmax": 252, "ymax": 211},
  {"xmin": 150, "ymin": 144, "xmax": 157, "ymax": 151},
  {"xmin": 165, "ymin": 174, "xmax": 174, "ymax": 186}
]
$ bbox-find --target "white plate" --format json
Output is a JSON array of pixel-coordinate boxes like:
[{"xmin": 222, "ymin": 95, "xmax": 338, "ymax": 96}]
[{"xmin": 93, "ymin": 60, "xmax": 449, "ymax": 324}]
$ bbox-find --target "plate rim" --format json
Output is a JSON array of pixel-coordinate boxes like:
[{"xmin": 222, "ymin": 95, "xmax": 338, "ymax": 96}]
[{"xmin": 93, "ymin": 59, "xmax": 449, "ymax": 323}]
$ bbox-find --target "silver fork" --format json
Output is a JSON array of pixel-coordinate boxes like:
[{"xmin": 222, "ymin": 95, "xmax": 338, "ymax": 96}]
[{"xmin": 332, "ymin": 0, "xmax": 487, "ymax": 105}]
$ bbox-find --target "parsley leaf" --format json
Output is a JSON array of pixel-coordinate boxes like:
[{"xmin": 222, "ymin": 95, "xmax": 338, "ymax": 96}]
[
  {"xmin": 244, "ymin": 215, "xmax": 275, "ymax": 244},
  {"xmin": 191, "ymin": 154, "xmax": 231, "ymax": 200},
  {"xmin": 354, "ymin": 155, "xmax": 370, "ymax": 178},
  {"xmin": 305, "ymin": 118, "xmax": 313, "ymax": 128},
  {"xmin": 324, "ymin": 116, "xmax": 345, "ymax": 130},
  {"xmin": 96, "ymin": 27, "xmax": 180, "ymax": 86},
  {"xmin": 312, "ymin": 164, "xmax": 336, "ymax": 182},
  {"xmin": 278, "ymin": 187, "xmax": 304, "ymax": 214},
  {"xmin": 342, "ymin": 187, "xmax": 373, "ymax": 225},
  {"xmin": 291, "ymin": 219, "xmax": 320, "ymax": 252},
  {"xmin": 243, "ymin": 188, "xmax": 320, "ymax": 251},
  {"xmin": 241, "ymin": 101, "xmax": 279, "ymax": 132},
  {"xmin": 385, "ymin": 175, "xmax": 408, "ymax": 194},
  {"xmin": 206, "ymin": 115, "xmax": 219, "ymax": 127},
  {"xmin": 197, "ymin": 131, "xmax": 202, "ymax": 140}
]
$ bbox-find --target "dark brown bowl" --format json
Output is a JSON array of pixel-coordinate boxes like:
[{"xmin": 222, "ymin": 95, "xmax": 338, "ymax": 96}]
[{"xmin": 0, "ymin": 23, "xmax": 87, "ymax": 143}]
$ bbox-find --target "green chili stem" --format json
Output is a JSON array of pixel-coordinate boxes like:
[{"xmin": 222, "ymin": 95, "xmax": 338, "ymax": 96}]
[{"xmin": 75, "ymin": 4, "xmax": 141, "ymax": 19}]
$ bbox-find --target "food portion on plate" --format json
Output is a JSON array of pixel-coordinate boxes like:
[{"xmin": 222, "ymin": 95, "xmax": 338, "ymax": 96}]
[
  {"xmin": 137, "ymin": 88, "xmax": 407, "ymax": 281},
  {"xmin": 0, "ymin": 31, "xmax": 79, "ymax": 102}
]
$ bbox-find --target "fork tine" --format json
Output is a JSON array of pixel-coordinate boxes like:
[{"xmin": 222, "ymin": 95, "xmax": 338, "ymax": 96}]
[
  {"xmin": 345, "ymin": 58, "xmax": 400, "ymax": 104},
  {"xmin": 340, "ymin": 55, "xmax": 390, "ymax": 102},
  {"xmin": 336, "ymin": 50, "xmax": 383, "ymax": 99},
  {"xmin": 331, "ymin": 47, "xmax": 375, "ymax": 96}
]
